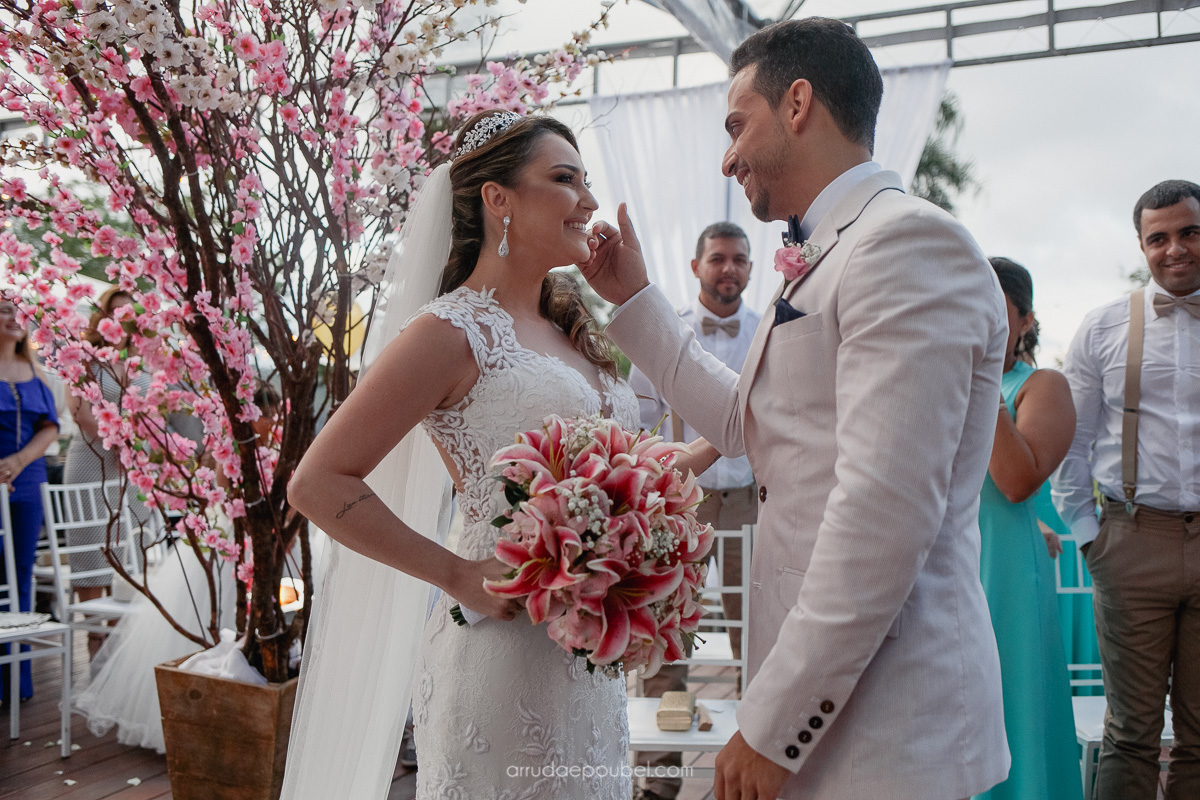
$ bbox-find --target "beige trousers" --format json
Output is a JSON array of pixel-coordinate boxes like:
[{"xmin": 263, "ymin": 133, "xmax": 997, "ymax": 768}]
[{"xmin": 1088, "ymin": 500, "xmax": 1200, "ymax": 800}]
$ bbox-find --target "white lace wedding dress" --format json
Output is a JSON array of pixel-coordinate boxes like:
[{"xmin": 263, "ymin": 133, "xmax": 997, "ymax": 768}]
[{"xmin": 410, "ymin": 286, "xmax": 636, "ymax": 800}]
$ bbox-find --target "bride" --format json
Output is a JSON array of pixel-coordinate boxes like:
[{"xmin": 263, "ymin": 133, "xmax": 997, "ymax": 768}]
[{"xmin": 283, "ymin": 111, "xmax": 715, "ymax": 799}]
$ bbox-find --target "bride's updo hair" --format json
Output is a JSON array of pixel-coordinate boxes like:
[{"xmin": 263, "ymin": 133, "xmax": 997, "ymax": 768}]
[{"xmin": 443, "ymin": 110, "xmax": 617, "ymax": 377}]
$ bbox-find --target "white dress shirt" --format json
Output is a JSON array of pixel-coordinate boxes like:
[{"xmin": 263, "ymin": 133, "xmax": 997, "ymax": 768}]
[
  {"xmin": 628, "ymin": 299, "xmax": 761, "ymax": 490},
  {"xmin": 798, "ymin": 161, "xmax": 883, "ymax": 240},
  {"xmin": 1052, "ymin": 280, "xmax": 1200, "ymax": 544}
]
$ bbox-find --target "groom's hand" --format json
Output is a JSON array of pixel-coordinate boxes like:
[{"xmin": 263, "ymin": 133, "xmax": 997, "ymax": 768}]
[
  {"xmin": 576, "ymin": 202, "xmax": 650, "ymax": 307},
  {"xmin": 714, "ymin": 732, "xmax": 791, "ymax": 800}
]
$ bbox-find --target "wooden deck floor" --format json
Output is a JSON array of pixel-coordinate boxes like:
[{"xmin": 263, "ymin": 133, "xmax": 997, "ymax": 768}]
[
  {"xmin": 7, "ymin": 633, "xmax": 1156, "ymax": 800},
  {"xmin": 1, "ymin": 630, "xmax": 733, "ymax": 800},
  {"xmin": 0, "ymin": 631, "xmax": 418, "ymax": 800}
]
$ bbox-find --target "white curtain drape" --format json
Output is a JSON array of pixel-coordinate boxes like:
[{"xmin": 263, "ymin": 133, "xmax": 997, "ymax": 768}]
[
  {"xmin": 587, "ymin": 62, "xmax": 950, "ymax": 313},
  {"xmin": 640, "ymin": 0, "xmax": 758, "ymax": 63}
]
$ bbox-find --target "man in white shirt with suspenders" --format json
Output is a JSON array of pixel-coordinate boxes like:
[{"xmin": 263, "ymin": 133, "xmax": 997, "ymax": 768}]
[
  {"xmin": 629, "ymin": 222, "xmax": 761, "ymax": 800},
  {"xmin": 1053, "ymin": 179, "xmax": 1200, "ymax": 800}
]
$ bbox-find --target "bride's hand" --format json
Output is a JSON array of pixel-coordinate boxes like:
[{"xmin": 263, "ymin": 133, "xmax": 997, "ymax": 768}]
[
  {"xmin": 577, "ymin": 202, "xmax": 650, "ymax": 307},
  {"xmin": 673, "ymin": 437, "xmax": 721, "ymax": 478},
  {"xmin": 452, "ymin": 557, "xmax": 523, "ymax": 622}
]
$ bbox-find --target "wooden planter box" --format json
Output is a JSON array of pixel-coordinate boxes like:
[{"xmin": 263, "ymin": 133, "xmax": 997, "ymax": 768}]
[{"xmin": 155, "ymin": 655, "xmax": 298, "ymax": 800}]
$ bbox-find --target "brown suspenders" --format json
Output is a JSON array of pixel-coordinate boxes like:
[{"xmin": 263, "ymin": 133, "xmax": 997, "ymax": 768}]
[{"xmin": 1122, "ymin": 288, "xmax": 1145, "ymax": 514}]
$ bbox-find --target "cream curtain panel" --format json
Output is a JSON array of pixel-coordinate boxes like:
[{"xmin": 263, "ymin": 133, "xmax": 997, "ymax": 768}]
[
  {"xmin": 640, "ymin": 0, "xmax": 758, "ymax": 63},
  {"xmin": 587, "ymin": 62, "xmax": 951, "ymax": 312}
]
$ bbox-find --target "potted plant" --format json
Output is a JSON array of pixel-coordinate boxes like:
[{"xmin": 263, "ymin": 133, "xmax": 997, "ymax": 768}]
[{"xmin": 0, "ymin": 0, "xmax": 614, "ymax": 794}]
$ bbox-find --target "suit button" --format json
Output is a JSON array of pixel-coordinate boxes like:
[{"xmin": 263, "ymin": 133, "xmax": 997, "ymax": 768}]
[
  {"xmin": 820, "ymin": 700, "xmax": 835, "ymax": 714},
  {"xmin": 759, "ymin": 486, "xmax": 768, "ymax": 502},
  {"xmin": 798, "ymin": 730, "xmax": 812, "ymax": 744},
  {"xmin": 785, "ymin": 745, "xmax": 800, "ymax": 759},
  {"xmin": 809, "ymin": 716, "xmax": 823, "ymax": 729}
]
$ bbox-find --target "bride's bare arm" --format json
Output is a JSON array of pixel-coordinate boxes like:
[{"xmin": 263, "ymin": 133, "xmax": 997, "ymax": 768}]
[
  {"xmin": 672, "ymin": 436, "xmax": 721, "ymax": 480},
  {"xmin": 288, "ymin": 315, "xmax": 518, "ymax": 620}
]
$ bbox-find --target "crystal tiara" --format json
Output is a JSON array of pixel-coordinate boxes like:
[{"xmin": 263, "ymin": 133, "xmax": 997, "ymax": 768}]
[{"xmin": 453, "ymin": 111, "xmax": 522, "ymax": 159}]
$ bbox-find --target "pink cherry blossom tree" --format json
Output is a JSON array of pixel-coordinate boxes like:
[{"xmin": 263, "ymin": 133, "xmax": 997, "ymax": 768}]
[{"xmin": 0, "ymin": 0, "xmax": 615, "ymax": 681}]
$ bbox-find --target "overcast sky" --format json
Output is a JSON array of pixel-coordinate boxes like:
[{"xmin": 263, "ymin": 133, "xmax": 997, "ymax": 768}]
[{"xmin": 468, "ymin": 0, "xmax": 1200, "ymax": 364}]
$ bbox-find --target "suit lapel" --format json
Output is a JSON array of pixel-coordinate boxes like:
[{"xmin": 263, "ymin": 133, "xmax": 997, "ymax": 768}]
[
  {"xmin": 738, "ymin": 170, "xmax": 905, "ymax": 411},
  {"xmin": 781, "ymin": 171, "xmax": 903, "ymax": 304}
]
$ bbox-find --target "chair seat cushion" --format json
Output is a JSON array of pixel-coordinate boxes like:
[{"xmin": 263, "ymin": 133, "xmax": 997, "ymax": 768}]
[
  {"xmin": 1073, "ymin": 695, "xmax": 1174, "ymax": 744},
  {"xmin": 68, "ymin": 597, "xmax": 132, "ymax": 619},
  {"xmin": 689, "ymin": 631, "xmax": 735, "ymax": 664}
]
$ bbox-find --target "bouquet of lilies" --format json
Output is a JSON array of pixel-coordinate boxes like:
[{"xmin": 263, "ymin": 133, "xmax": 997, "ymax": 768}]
[{"xmin": 465, "ymin": 415, "xmax": 712, "ymax": 677}]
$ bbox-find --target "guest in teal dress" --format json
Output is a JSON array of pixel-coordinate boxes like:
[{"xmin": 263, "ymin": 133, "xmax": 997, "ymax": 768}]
[{"xmin": 973, "ymin": 258, "xmax": 1081, "ymax": 800}]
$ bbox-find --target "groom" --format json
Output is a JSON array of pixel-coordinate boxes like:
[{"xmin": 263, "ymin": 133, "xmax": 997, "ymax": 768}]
[{"xmin": 581, "ymin": 18, "xmax": 1010, "ymax": 800}]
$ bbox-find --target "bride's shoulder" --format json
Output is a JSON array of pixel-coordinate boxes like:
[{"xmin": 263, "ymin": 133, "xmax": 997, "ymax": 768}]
[
  {"xmin": 401, "ymin": 286, "xmax": 506, "ymax": 361},
  {"xmin": 407, "ymin": 286, "xmax": 500, "ymax": 329}
]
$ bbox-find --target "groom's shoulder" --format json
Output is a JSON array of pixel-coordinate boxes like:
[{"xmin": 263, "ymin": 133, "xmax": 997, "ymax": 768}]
[
  {"xmin": 844, "ymin": 190, "xmax": 1000, "ymax": 315},
  {"xmin": 865, "ymin": 188, "xmax": 970, "ymax": 235},
  {"xmin": 851, "ymin": 189, "xmax": 985, "ymax": 263}
]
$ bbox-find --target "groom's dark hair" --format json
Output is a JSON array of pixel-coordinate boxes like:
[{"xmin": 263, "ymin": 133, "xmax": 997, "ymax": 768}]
[{"xmin": 730, "ymin": 18, "xmax": 883, "ymax": 152}]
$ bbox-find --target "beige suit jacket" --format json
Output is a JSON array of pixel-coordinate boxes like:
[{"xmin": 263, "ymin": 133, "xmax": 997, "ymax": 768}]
[{"xmin": 606, "ymin": 171, "xmax": 1010, "ymax": 799}]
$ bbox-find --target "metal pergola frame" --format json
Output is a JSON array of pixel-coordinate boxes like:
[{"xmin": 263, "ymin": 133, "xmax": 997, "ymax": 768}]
[
  {"xmin": 3, "ymin": 1, "xmax": 1198, "ymax": 130},
  {"xmin": 429, "ymin": 0, "xmax": 1200, "ymax": 105},
  {"xmin": 842, "ymin": 0, "xmax": 1200, "ymax": 68}
]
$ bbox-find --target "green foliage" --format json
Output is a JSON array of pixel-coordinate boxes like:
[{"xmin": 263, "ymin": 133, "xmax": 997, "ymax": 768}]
[{"xmin": 911, "ymin": 92, "xmax": 980, "ymax": 216}]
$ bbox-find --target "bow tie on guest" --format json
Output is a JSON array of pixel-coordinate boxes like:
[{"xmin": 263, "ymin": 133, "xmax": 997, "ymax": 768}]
[
  {"xmin": 701, "ymin": 317, "xmax": 741, "ymax": 337},
  {"xmin": 1152, "ymin": 292, "xmax": 1200, "ymax": 320}
]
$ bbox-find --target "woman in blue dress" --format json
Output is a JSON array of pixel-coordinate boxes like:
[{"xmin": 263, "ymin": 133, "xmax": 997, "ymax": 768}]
[
  {"xmin": 973, "ymin": 258, "xmax": 1081, "ymax": 800},
  {"xmin": 0, "ymin": 295, "xmax": 60, "ymax": 704}
]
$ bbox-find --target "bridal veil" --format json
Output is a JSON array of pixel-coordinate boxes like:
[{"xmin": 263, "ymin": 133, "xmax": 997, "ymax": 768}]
[{"xmin": 281, "ymin": 163, "xmax": 455, "ymax": 799}]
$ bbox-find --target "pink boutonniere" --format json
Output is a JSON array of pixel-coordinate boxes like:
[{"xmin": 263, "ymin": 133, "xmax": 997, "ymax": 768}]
[{"xmin": 774, "ymin": 240, "xmax": 822, "ymax": 283}]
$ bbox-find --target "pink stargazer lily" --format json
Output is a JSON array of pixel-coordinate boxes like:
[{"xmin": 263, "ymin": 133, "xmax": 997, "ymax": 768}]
[
  {"xmin": 586, "ymin": 559, "xmax": 684, "ymax": 666},
  {"xmin": 487, "ymin": 493, "xmax": 585, "ymax": 624}
]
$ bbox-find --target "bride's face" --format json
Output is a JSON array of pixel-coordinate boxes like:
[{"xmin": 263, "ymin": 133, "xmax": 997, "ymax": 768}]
[{"xmin": 503, "ymin": 134, "xmax": 598, "ymax": 266}]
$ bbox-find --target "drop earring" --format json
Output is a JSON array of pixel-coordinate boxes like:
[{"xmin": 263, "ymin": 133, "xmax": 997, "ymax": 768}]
[{"xmin": 498, "ymin": 215, "xmax": 510, "ymax": 257}]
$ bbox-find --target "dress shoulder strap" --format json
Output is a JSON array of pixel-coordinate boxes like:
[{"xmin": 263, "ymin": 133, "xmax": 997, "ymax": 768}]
[{"xmin": 406, "ymin": 286, "xmax": 515, "ymax": 374}]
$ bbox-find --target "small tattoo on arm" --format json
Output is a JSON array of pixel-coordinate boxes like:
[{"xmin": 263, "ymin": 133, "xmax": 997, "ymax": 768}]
[{"xmin": 335, "ymin": 492, "xmax": 377, "ymax": 519}]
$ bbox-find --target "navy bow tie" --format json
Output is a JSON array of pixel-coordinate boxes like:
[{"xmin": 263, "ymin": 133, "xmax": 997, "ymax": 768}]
[{"xmin": 783, "ymin": 214, "xmax": 803, "ymax": 247}]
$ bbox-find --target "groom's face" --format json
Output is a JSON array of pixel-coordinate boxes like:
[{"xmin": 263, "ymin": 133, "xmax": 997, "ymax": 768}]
[{"xmin": 723, "ymin": 66, "xmax": 791, "ymax": 222}]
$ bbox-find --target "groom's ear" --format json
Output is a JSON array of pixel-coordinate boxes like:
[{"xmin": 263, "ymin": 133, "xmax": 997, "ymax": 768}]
[
  {"xmin": 781, "ymin": 78, "xmax": 814, "ymax": 134},
  {"xmin": 480, "ymin": 180, "xmax": 510, "ymax": 218}
]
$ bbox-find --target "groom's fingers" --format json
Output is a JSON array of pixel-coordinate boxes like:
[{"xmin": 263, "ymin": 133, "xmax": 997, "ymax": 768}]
[
  {"xmin": 588, "ymin": 220, "xmax": 620, "ymax": 244},
  {"xmin": 616, "ymin": 203, "xmax": 641, "ymax": 253},
  {"xmin": 714, "ymin": 762, "xmax": 735, "ymax": 800}
]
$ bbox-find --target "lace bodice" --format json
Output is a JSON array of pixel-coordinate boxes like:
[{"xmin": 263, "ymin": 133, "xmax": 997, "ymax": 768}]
[{"xmin": 410, "ymin": 286, "xmax": 640, "ymax": 558}]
